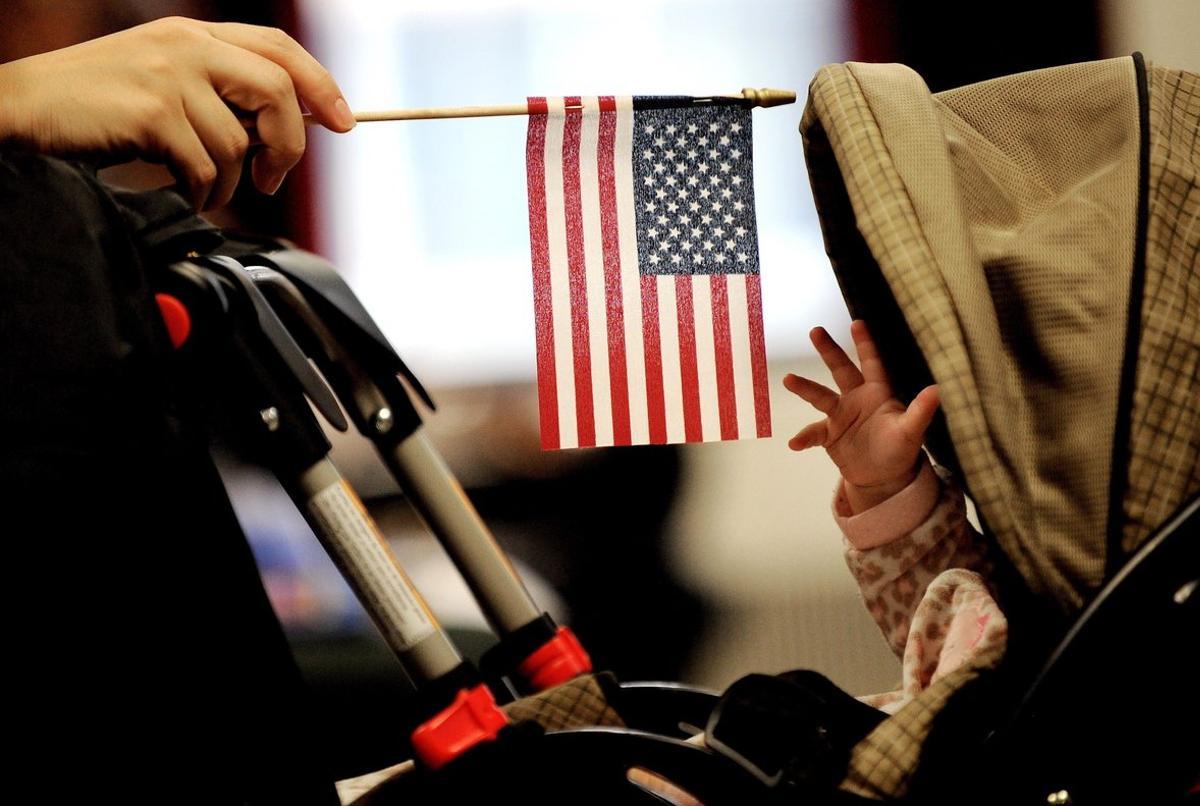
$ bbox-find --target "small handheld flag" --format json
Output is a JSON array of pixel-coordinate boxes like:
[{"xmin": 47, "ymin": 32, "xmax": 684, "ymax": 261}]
[{"xmin": 526, "ymin": 94, "xmax": 776, "ymax": 450}]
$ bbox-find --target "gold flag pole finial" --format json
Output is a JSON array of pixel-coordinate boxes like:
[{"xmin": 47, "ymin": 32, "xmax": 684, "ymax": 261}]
[{"xmin": 738, "ymin": 87, "xmax": 797, "ymax": 108}]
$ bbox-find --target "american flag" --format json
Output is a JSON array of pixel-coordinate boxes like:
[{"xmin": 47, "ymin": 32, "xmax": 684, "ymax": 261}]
[{"xmin": 526, "ymin": 95, "xmax": 771, "ymax": 449}]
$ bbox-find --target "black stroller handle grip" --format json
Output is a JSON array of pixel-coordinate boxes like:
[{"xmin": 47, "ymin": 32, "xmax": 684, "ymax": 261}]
[{"xmin": 200, "ymin": 255, "xmax": 349, "ymax": 432}]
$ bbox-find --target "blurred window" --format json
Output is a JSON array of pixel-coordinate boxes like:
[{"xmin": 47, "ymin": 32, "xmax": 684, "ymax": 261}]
[{"xmin": 301, "ymin": 0, "xmax": 848, "ymax": 386}]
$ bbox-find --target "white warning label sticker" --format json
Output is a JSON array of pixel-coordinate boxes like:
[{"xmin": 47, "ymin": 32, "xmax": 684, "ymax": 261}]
[{"xmin": 308, "ymin": 481, "xmax": 436, "ymax": 651}]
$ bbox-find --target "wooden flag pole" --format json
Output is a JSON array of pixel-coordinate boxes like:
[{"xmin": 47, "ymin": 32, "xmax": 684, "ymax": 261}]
[{"xmin": 309, "ymin": 87, "xmax": 796, "ymax": 125}]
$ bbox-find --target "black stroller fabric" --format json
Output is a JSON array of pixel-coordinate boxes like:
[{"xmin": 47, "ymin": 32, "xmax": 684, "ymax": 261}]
[{"xmin": 0, "ymin": 154, "xmax": 336, "ymax": 803}]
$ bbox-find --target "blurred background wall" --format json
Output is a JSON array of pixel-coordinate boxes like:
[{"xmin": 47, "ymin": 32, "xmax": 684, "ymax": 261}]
[{"xmin": 4, "ymin": 0, "xmax": 1194, "ymax": 779}]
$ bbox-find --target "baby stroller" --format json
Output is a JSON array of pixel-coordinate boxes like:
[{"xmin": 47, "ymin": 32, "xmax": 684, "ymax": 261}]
[
  {"xmin": 324, "ymin": 52, "xmax": 1200, "ymax": 804},
  {"xmin": 2, "ymin": 52, "xmax": 1195, "ymax": 804}
]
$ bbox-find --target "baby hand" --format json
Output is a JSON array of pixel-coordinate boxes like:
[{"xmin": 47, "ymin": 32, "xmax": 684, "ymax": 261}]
[{"xmin": 784, "ymin": 320, "xmax": 939, "ymax": 513}]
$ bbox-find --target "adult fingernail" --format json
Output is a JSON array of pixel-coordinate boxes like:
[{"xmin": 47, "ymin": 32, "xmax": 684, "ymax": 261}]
[
  {"xmin": 266, "ymin": 173, "xmax": 285, "ymax": 195},
  {"xmin": 334, "ymin": 98, "xmax": 355, "ymax": 130}
]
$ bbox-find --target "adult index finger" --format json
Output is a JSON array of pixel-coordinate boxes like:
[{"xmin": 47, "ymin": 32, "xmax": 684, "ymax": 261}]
[
  {"xmin": 203, "ymin": 21, "xmax": 355, "ymax": 133},
  {"xmin": 204, "ymin": 40, "xmax": 306, "ymax": 195}
]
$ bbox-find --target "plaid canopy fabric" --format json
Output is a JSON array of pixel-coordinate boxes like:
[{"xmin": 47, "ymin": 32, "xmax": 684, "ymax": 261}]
[{"xmin": 801, "ymin": 55, "xmax": 1199, "ymax": 798}]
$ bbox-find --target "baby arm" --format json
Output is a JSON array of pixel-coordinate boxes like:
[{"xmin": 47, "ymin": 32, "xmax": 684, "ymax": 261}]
[
  {"xmin": 785, "ymin": 322, "xmax": 994, "ymax": 657},
  {"xmin": 838, "ymin": 463, "xmax": 992, "ymax": 657}
]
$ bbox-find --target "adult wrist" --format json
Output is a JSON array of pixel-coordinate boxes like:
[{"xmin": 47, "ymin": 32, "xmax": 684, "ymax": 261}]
[{"xmin": 0, "ymin": 59, "xmax": 34, "ymax": 149}]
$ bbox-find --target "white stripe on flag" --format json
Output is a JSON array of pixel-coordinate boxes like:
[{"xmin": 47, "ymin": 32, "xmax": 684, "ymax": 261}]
[
  {"xmin": 543, "ymin": 98, "xmax": 577, "ymax": 449},
  {"xmin": 614, "ymin": 96, "xmax": 648, "ymax": 444},
  {"xmin": 656, "ymin": 274, "xmax": 685, "ymax": 444},
  {"xmin": 727, "ymin": 274, "xmax": 758, "ymax": 440},
  {"xmin": 692, "ymin": 275, "xmax": 721, "ymax": 442},
  {"xmin": 578, "ymin": 96, "xmax": 612, "ymax": 447}
]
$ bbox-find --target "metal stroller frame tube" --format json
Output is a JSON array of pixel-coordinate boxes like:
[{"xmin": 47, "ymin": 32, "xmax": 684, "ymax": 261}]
[
  {"xmin": 384, "ymin": 429, "xmax": 542, "ymax": 636},
  {"xmin": 244, "ymin": 253, "xmax": 592, "ymax": 692},
  {"xmin": 147, "ymin": 232, "xmax": 744, "ymax": 790},
  {"xmin": 228, "ymin": 251, "xmax": 724, "ymax": 735},
  {"xmin": 243, "ymin": 259, "xmax": 544, "ymax": 636},
  {"xmin": 292, "ymin": 457, "xmax": 463, "ymax": 682},
  {"xmin": 157, "ymin": 256, "xmax": 471, "ymax": 687},
  {"xmin": 154, "ymin": 254, "xmax": 514, "ymax": 771}
]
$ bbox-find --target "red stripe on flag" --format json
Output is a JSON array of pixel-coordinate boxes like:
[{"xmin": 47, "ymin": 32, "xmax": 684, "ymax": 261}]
[
  {"xmin": 640, "ymin": 275, "xmax": 667, "ymax": 444},
  {"xmin": 597, "ymin": 96, "xmax": 631, "ymax": 446},
  {"xmin": 526, "ymin": 97, "xmax": 559, "ymax": 450},
  {"xmin": 709, "ymin": 274, "xmax": 738, "ymax": 440},
  {"xmin": 561, "ymin": 96, "xmax": 595, "ymax": 448},
  {"xmin": 675, "ymin": 275, "xmax": 702, "ymax": 443},
  {"xmin": 745, "ymin": 273, "xmax": 772, "ymax": 438}
]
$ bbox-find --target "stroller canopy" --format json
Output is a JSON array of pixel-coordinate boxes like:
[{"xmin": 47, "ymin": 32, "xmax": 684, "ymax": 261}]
[{"xmin": 802, "ymin": 54, "xmax": 1200, "ymax": 613}]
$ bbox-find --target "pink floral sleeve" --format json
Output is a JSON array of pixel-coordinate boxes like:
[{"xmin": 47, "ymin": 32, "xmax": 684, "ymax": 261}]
[{"xmin": 834, "ymin": 460, "xmax": 1008, "ymax": 712}]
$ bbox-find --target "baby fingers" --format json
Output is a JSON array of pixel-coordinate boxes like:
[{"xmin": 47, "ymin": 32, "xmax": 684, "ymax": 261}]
[
  {"xmin": 783, "ymin": 373, "xmax": 839, "ymax": 415},
  {"xmin": 898, "ymin": 384, "xmax": 940, "ymax": 442},
  {"xmin": 788, "ymin": 420, "xmax": 829, "ymax": 451},
  {"xmin": 850, "ymin": 319, "xmax": 892, "ymax": 386},
  {"xmin": 810, "ymin": 326, "xmax": 864, "ymax": 392}
]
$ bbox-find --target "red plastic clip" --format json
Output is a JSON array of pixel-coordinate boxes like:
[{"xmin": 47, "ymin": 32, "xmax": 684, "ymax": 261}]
[
  {"xmin": 409, "ymin": 684, "xmax": 507, "ymax": 770},
  {"xmin": 517, "ymin": 626, "xmax": 592, "ymax": 691},
  {"xmin": 155, "ymin": 293, "xmax": 192, "ymax": 349}
]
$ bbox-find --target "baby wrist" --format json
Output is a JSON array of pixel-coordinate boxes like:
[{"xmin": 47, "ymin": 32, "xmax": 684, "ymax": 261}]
[
  {"xmin": 843, "ymin": 459, "xmax": 924, "ymax": 514},
  {"xmin": 834, "ymin": 460, "xmax": 940, "ymax": 549}
]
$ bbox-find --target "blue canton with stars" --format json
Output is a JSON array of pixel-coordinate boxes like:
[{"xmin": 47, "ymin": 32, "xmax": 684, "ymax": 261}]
[{"xmin": 631, "ymin": 100, "xmax": 759, "ymax": 276}]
